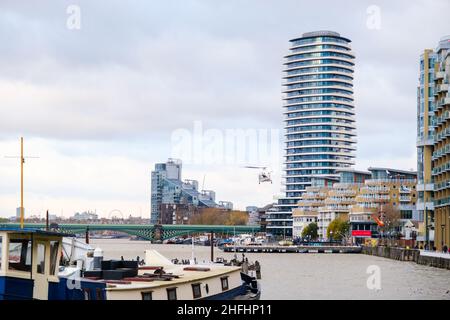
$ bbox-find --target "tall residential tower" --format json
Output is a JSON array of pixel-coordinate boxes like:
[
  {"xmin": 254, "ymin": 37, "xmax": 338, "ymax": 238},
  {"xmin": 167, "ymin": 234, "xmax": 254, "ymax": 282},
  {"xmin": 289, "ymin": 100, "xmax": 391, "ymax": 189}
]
[
  {"xmin": 431, "ymin": 36, "xmax": 450, "ymax": 251},
  {"xmin": 417, "ymin": 49, "xmax": 437, "ymax": 245},
  {"xmin": 267, "ymin": 31, "xmax": 357, "ymax": 237}
]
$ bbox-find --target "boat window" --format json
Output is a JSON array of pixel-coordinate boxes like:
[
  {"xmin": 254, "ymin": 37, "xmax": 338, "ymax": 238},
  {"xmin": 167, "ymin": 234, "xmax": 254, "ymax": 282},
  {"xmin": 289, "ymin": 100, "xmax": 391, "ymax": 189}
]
[
  {"xmin": 49, "ymin": 241, "xmax": 59, "ymax": 275},
  {"xmin": 220, "ymin": 276, "xmax": 229, "ymax": 291},
  {"xmin": 141, "ymin": 291, "xmax": 152, "ymax": 300},
  {"xmin": 192, "ymin": 283, "xmax": 202, "ymax": 299},
  {"xmin": 36, "ymin": 243, "xmax": 46, "ymax": 274},
  {"xmin": 167, "ymin": 288, "xmax": 177, "ymax": 300},
  {"xmin": 8, "ymin": 238, "xmax": 32, "ymax": 272}
]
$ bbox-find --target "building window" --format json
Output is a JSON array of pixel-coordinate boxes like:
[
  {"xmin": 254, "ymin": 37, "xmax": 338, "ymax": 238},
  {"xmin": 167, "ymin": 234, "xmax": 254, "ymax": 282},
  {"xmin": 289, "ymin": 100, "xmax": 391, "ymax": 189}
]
[
  {"xmin": 141, "ymin": 291, "xmax": 153, "ymax": 300},
  {"xmin": 167, "ymin": 288, "xmax": 177, "ymax": 300},
  {"xmin": 221, "ymin": 277, "xmax": 229, "ymax": 291},
  {"xmin": 192, "ymin": 283, "xmax": 202, "ymax": 299}
]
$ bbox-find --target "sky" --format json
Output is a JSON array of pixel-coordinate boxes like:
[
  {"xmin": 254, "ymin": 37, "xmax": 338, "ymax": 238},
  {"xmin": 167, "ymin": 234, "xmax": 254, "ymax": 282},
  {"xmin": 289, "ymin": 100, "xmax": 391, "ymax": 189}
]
[{"xmin": 0, "ymin": 0, "xmax": 449, "ymax": 218}]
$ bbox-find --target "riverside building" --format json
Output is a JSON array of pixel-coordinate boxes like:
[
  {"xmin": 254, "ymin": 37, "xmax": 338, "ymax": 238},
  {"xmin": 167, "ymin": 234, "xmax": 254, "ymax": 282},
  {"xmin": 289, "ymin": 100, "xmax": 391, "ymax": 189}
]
[
  {"xmin": 417, "ymin": 48, "xmax": 437, "ymax": 246},
  {"xmin": 431, "ymin": 36, "xmax": 450, "ymax": 251},
  {"xmin": 349, "ymin": 168, "xmax": 417, "ymax": 243},
  {"xmin": 291, "ymin": 168, "xmax": 418, "ymax": 242},
  {"xmin": 318, "ymin": 169, "xmax": 370, "ymax": 239},
  {"xmin": 267, "ymin": 30, "xmax": 357, "ymax": 238},
  {"xmin": 150, "ymin": 159, "xmax": 230, "ymax": 224}
]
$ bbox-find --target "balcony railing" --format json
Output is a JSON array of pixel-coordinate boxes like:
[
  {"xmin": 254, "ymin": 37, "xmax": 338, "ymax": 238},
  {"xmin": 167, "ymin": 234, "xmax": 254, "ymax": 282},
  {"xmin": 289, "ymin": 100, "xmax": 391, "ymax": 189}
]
[{"xmin": 364, "ymin": 179, "xmax": 417, "ymax": 184}]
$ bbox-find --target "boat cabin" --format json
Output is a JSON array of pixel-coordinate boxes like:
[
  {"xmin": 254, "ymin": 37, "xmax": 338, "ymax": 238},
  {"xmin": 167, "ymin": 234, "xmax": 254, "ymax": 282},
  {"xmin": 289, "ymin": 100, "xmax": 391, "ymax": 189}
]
[{"xmin": 0, "ymin": 227, "xmax": 67, "ymax": 300}]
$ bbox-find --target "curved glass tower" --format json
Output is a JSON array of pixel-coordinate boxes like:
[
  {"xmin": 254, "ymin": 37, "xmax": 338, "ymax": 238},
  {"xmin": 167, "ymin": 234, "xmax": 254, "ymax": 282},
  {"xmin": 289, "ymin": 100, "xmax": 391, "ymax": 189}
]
[{"xmin": 283, "ymin": 31, "xmax": 356, "ymax": 200}]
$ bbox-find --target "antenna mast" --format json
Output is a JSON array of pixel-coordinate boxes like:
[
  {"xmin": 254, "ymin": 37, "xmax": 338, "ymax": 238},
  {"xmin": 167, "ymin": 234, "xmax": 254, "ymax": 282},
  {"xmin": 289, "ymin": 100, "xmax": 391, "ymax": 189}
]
[
  {"xmin": 5, "ymin": 137, "xmax": 39, "ymax": 229},
  {"xmin": 20, "ymin": 137, "xmax": 24, "ymax": 229}
]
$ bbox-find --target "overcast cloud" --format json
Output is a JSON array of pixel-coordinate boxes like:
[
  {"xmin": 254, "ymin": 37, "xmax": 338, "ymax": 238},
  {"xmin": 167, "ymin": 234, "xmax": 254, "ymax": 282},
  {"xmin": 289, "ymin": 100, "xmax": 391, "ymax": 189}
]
[{"xmin": 0, "ymin": 0, "xmax": 449, "ymax": 218}]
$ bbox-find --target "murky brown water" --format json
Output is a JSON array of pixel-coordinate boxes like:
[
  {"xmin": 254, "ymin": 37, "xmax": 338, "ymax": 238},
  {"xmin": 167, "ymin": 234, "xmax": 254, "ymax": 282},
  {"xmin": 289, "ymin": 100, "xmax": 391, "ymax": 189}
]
[{"xmin": 90, "ymin": 239, "xmax": 450, "ymax": 300}]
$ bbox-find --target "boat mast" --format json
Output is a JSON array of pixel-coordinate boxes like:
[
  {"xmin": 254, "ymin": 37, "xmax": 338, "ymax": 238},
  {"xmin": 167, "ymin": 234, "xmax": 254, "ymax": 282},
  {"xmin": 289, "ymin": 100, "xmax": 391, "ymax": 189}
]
[
  {"xmin": 5, "ymin": 137, "xmax": 39, "ymax": 229},
  {"xmin": 20, "ymin": 137, "xmax": 24, "ymax": 229},
  {"xmin": 191, "ymin": 232, "xmax": 195, "ymax": 263}
]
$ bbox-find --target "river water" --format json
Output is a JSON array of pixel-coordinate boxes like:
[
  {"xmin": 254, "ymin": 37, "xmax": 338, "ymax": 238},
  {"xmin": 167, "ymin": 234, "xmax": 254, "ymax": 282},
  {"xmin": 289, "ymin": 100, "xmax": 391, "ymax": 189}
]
[{"xmin": 90, "ymin": 239, "xmax": 450, "ymax": 300}]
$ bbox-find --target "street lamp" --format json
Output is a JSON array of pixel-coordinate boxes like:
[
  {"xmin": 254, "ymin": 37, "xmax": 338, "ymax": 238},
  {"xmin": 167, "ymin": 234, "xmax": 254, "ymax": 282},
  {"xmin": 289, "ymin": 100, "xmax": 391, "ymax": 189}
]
[
  {"xmin": 442, "ymin": 224, "xmax": 445, "ymax": 251},
  {"xmin": 329, "ymin": 230, "xmax": 333, "ymax": 243}
]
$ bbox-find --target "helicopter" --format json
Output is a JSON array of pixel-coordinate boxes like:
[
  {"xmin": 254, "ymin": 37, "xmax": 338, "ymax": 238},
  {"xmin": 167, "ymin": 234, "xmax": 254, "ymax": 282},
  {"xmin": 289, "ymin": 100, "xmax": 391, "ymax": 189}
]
[{"xmin": 244, "ymin": 166, "xmax": 273, "ymax": 184}]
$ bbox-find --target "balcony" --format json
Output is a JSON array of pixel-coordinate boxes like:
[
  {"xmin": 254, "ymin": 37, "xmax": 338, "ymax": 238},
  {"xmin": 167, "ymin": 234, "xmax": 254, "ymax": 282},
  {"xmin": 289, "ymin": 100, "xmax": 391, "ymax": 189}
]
[
  {"xmin": 365, "ymin": 178, "xmax": 416, "ymax": 184},
  {"xmin": 416, "ymin": 201, "xmax": 434, "ymax": 211},
  {"xmin": 434, "ymin": 180, "xmax": 450, "ymax": 191},
  {"xmin": 360, "ymin": 186, "xmax": 390, "ymax": 194},
  {"xmin": 416, "ymin": 182, "xmax": 434, "ymax": 192},
  {"xmin": 434, "ymin": 195, "xmax": 450, "ymax": 207},
  {"xmin": 399, "ymin": 196, "xmax": 411, "ymax": 202},
  {"xmin": 321, "ymin": 205, "xmax": 350, "ymax": 212},
  {"xmin": 416, "ymin": 136, "xmax": 434, "ymax": 146},
  {"xmin": 399, "ymin": 186, "xmax": 411, "ymax": 194},
  {"xmin": 437, "ymin": 84, "xmax": 449, "ymax": 93}
]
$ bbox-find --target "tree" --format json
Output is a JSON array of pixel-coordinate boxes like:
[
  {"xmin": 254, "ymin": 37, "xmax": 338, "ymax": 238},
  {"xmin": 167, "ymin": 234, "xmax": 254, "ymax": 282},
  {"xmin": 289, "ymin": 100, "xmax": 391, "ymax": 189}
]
[
  {"xmin": 301, "ymin": 222, "xmax": 319, "ymax": 240},
  {"xmin": 378, "ymin": 203, "xmax": 401, "ymax": 238},
  {"xmin": 327, "ymin": 218, "xmax": 350, "ymax": 241},
  {"xmin": 190, "ymin": 208, "xmax": 248, "ymax": 225},
  {"xmin": 190, "ymin": 208, "xmax": 226, "ymax": 225},
  {"xmin": 0, "ymin": 217, "xmax": 9, "ymax": 223},
  {"xmin": 225, "ymin": 211, "xmax": 248, "ymax": 225}
]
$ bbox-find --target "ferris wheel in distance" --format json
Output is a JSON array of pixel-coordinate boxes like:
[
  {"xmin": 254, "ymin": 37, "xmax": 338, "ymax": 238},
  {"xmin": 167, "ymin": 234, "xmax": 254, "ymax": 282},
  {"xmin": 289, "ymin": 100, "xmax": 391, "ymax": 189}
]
[{"xmin": 108, "ymin": 209, "xmax": 124, "ymax": 220}]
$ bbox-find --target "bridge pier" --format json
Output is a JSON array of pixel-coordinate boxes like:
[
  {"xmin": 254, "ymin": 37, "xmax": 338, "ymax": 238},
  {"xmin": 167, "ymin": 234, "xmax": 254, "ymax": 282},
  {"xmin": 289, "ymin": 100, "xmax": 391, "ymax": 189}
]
[
  {"xmin": 153, "ymin": 224, "xmax": 162, "ymax": 242},
  {"xmin": 85, "ymin": 226, "xmax": 90, "ymax": 244}
]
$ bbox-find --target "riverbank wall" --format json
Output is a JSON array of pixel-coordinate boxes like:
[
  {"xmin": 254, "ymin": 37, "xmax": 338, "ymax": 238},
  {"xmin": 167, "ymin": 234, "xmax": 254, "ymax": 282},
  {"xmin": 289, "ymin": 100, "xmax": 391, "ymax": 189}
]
[{"xmin": 362, "ymin": 246, "xmax": 450, "ymax": 270}]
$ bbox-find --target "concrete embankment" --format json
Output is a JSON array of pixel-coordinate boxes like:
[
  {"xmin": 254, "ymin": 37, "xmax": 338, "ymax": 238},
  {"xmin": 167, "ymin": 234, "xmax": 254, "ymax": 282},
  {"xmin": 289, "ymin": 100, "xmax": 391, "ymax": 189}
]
[{"xmin": 362, "ymin": 246, "xmax": 450, "ymax": 270}]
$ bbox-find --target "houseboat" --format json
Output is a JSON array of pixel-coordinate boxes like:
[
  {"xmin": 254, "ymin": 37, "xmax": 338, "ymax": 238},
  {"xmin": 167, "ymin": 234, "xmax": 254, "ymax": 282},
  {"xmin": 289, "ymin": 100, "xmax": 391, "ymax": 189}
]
[{"xmin": 0, "ymin": 227, "xmax": 260, "ymax": 300}]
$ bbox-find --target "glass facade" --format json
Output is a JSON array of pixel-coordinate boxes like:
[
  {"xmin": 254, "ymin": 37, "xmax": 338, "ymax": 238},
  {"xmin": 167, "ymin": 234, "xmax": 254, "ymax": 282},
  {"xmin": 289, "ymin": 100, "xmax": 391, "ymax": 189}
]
[
  {"xmin": 416, "ymin": 49, "xmax": 437, "ymax": 241},
  {"xmin": 268, "ymin": 31, "xmax": 356, "ymax": 237},
  {"xmin": 430, "ymin": 36, "xmax": 450, "ymax": 250},
  {"xmin": 283, "ymin": 31, "xmax": 356, "ymax": 199}
]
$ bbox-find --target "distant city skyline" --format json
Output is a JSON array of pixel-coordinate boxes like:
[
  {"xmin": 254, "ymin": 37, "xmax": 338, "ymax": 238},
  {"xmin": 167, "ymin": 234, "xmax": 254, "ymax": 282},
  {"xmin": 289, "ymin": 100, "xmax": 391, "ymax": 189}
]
[{"xmin": 0, "ymin": 1, "xmax": 449, "ymax": 217}]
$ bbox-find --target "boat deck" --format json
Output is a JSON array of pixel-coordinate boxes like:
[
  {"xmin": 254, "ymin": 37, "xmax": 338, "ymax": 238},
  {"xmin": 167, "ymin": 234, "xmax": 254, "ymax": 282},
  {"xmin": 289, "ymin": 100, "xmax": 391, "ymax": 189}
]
[{"xmin": 101, "ymin": 264, "xmax": 242, "ymax": 291}]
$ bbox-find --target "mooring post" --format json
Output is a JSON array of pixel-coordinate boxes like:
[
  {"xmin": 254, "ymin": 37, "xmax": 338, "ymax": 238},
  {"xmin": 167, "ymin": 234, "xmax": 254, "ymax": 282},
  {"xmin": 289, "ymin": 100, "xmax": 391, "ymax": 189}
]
[
  {"xmin": 85, "ymin": 226, "xmax": 90, "ymax": 244},
  {"xmin": 210, "ymin": 231, "xmax": 214, "ymax": 262}
]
